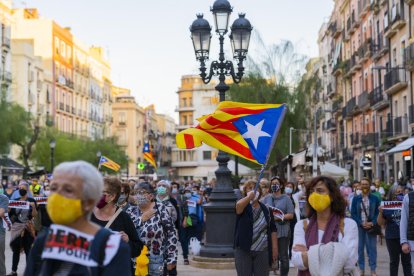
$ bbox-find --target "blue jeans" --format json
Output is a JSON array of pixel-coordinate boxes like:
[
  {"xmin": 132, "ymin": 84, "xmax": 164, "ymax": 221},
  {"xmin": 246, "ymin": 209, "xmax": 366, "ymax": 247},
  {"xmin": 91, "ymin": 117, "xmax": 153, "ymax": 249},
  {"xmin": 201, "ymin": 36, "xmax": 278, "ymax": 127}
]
[
  {"xmin": 358, "ymin": 226, "xmax": 377, "ymax": 271},
  {"xmin": 148, "ymin": 253, "xmax": 164, "ymax": 276}
]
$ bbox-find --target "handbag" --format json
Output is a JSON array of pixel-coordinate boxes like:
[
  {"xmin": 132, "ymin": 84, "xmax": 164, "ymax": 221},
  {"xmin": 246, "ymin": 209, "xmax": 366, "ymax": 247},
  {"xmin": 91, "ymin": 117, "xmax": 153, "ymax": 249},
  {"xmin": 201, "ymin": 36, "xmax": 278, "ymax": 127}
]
[{"xmin": 361, "ymin": 200, "xmax": 381, "ymax": 236}]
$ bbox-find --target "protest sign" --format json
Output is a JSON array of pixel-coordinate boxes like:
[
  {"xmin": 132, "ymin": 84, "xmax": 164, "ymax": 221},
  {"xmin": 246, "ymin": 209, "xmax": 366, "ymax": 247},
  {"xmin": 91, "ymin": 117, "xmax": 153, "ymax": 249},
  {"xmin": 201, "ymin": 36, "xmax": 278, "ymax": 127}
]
[
  {"xmin": 34, "ymin": 197, "xmax": 48, "ymax": 205},
  {"xmin": 381, "ymin": 201, "xmax": 403, "ymax": 210},
  {"xmin": 8, "ymin": 200, "xmax": 29, "ymax": 209},
  {"xmin": 41, "ymin": 224, "xmax": 121, "ymax": 267}
]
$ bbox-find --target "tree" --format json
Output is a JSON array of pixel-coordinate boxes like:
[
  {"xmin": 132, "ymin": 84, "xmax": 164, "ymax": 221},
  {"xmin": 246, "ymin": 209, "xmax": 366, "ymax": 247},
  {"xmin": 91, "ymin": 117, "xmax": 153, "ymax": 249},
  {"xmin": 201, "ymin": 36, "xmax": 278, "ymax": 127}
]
[
  {"xmin": 0, "ymin": 101, "xmax": 40, "ymax": 172},
  {"xmin": 31, "ymin": 128, "xmax": 128, "ymax": 173},
  {"xmin": 227, "ymin": 38, "xmax": 311, "ymax": 170}
]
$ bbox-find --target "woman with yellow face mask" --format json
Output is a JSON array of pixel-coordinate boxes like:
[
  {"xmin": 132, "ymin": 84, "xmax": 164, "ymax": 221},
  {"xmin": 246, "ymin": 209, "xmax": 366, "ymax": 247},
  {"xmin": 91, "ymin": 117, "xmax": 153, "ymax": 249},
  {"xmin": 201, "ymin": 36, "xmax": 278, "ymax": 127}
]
[
  {"xmin": 291, "ymin": 176, "xmax": 359, "ymax": 276},
  {"xmin": 24, "ymin": 161, "xmax": 132, "ymax": 276}
]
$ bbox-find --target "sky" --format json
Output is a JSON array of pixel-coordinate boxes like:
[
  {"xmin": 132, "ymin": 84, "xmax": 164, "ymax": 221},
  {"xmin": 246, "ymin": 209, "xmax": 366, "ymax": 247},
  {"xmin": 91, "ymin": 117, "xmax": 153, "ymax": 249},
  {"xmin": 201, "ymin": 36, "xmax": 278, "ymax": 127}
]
[{"xmin": 15, "ymin": 0, "xmax": 334, "ymax": 120}]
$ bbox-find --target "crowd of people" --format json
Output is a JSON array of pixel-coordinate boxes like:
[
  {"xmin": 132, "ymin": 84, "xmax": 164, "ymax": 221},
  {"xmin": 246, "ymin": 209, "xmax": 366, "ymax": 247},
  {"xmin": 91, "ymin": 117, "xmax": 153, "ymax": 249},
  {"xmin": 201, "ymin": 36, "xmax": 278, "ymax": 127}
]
[
  {"xmin": 2, "ymin": 161, "xmax": 414, "ymax": 275},
  {"xmin": 234, "ymin": 173, "xmax": 414, "ymax": 276}
]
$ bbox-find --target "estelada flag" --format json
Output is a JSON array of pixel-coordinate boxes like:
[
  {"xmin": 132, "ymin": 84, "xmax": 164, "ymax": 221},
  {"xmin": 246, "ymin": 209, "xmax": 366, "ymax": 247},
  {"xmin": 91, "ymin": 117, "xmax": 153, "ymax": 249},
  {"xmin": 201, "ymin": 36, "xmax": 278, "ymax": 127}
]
[
  {"xmin": 99, "ymin": 156, "xmax": 121, "ymax": 172},
  {"xmin": 143, "ymin": 142, "xmax": 157, "ymax": 169},
  {"xmin": 176, "ymin": 101, "xmax": 286, "ymax": 165}
]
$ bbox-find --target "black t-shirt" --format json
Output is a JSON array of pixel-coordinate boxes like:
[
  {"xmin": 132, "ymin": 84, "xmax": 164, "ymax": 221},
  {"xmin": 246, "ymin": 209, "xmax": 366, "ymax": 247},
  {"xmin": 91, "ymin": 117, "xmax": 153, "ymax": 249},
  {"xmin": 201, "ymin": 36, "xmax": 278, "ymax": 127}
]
[{"xmin": 91, "ymin": 209, "xmax": 143, "ymax": 258}]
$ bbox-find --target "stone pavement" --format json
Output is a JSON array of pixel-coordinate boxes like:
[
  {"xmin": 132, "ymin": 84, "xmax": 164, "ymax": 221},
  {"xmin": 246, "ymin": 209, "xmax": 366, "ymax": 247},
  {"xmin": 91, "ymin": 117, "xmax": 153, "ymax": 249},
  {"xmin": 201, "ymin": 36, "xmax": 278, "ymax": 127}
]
[{"xmin": 4, "ymin": 233, "xmax": 404, "ymax": 275}]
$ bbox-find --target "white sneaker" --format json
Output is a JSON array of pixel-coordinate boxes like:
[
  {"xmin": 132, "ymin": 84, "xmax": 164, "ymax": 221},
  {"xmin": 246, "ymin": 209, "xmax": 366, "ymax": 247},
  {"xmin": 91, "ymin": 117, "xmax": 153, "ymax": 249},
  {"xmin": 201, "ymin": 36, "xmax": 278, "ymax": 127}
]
[{"xmin": 289, "ymin": 260, "xmax": 294, "ymax": 268}]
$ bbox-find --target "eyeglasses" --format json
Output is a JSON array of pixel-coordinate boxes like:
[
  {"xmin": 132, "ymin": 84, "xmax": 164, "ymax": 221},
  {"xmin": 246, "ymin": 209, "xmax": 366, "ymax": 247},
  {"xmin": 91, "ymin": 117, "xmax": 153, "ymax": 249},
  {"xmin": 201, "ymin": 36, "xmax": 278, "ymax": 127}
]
[{"xmin": 135, "ymin": 190, "xmax": 149, "ymax": 195}]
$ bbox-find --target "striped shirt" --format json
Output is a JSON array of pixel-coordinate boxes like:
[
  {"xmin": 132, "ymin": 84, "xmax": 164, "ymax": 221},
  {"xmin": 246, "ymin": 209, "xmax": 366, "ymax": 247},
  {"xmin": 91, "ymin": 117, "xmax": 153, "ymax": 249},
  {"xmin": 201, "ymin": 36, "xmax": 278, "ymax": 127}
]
[{"xmin": 250, "ymin": 205, "xmax": 268, "ymax": 252}]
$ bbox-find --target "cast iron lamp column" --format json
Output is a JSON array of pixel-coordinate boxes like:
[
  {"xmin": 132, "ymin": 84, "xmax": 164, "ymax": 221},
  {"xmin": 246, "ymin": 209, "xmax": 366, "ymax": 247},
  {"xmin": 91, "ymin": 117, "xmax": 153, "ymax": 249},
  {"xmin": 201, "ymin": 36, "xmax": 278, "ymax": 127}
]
[
  {"xmin": 189, "ymin": 0, "xmax": 252, "ymax": 258},
  {"xmin": 49, "ymin": 139, "xmax": 56, "ymax": 172}
]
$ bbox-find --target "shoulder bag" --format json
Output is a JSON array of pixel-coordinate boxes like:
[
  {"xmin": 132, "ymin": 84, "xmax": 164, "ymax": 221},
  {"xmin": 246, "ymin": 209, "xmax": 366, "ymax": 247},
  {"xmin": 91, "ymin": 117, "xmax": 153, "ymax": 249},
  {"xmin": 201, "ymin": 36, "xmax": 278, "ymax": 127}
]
[{"xmin": 361, "ymin": 200, "xmax": 381, "ymax": 236}]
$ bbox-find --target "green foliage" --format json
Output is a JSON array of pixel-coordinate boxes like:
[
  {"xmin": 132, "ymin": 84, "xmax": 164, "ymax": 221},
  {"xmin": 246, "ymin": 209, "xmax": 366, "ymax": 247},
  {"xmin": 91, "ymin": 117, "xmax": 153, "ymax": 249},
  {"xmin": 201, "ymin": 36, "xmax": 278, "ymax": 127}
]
[{"xmin": 31, "ymin": 128, "xmax": 128, "ymax": 173}]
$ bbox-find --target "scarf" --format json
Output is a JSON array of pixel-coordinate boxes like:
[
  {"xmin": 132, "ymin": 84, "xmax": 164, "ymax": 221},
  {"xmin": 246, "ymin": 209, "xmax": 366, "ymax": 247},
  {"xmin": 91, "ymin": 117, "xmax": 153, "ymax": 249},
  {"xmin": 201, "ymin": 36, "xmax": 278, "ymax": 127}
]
[
  {"xmin": 298, "ymin": 213, "xmax": 341, "ymax": 276},
  {"xmin": 156, "ymin": 195, "xmax": 169, "ymax": 203}
]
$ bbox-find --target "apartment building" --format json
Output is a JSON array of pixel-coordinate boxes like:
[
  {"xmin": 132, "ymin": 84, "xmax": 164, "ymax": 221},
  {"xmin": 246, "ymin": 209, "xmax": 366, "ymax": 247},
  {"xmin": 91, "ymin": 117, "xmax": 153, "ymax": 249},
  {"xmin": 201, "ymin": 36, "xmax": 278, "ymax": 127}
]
[
  {"xmin": 0, "ymin": 0, "xmax": 12, "ymax": 101},
  {"xmin": 12, "ymin": 8, "xmax": 112, "ymax": 139},
  {"xmin": 315, "ymin": 0, "xmax": 414, "ymax": 181},
  {"xmin": 111, "ymin": 88, "xmax": 146, "ymax": 176}
]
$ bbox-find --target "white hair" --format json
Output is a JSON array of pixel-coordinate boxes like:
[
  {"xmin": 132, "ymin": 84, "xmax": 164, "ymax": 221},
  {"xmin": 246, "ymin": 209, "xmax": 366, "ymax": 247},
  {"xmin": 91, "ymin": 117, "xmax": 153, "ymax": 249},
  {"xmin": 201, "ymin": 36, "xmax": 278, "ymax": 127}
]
[
  {"xmin": 157, "ymin": 180, "xmax": 170, "ymax": 188},
  {"xmin": 53, "ymin": 160, "xmax": 103, "ymax": 204}
]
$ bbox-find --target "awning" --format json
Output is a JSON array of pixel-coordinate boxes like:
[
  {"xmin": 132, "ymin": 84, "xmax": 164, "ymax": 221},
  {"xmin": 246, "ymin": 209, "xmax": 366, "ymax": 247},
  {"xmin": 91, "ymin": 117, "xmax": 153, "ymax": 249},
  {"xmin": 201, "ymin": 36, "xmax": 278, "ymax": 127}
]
[
  {"xmin": 0, "ymin": 158, "xmax": 24, "ymax": 171},
  {"xmin": 386, "ymin": 137, "xmax": 414, "ymax": 154},
  {"xmin": 292, "ymin": 150, "xmax": 307, "ymax": 168},
  {"xmin": 320, "ymin": 162, "xmax": 349, "ymax": 178}
]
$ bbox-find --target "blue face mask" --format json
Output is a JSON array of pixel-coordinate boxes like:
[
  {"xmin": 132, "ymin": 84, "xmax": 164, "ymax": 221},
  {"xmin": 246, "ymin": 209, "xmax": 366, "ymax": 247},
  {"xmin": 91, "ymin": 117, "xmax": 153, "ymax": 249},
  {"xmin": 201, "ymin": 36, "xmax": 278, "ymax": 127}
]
[
  {"xmin": 396, "ymin": 193, "xmax": 404, "ymax": 201},
  {"xmin": 185, "ymin": 193, "xmax": 191, "ymax": 199},
  {"xmin": 157, "ymin": 186, "xmax": 167, "ymax": 195},
  {"xmin": 171, "ymin": 188, "xmax": 178, "ymax": 194},
  {"xmin": 271, "ymin": 184, "xmax": 280, "ymax": 193},
  {"xmin": 285, "ymin": 187, "xmax": 293, "ymax": 194}
]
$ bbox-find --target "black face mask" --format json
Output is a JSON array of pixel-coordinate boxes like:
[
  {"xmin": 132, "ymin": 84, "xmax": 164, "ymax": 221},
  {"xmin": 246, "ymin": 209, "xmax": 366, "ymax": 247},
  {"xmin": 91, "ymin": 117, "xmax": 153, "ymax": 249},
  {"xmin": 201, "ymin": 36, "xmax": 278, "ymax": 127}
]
[{"xmin": 19, "ymin": 189, "xmax": 27, "ymax": 196}]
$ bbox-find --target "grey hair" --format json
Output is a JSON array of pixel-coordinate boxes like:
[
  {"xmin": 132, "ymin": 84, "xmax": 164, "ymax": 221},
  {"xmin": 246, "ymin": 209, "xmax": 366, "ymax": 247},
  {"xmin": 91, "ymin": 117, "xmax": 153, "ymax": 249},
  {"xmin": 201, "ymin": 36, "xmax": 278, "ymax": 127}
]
[
  {"xmin": 53, "ymin": 161, "xmax": 103, "ymax": 205},
  {"xmin": 157, "ymin": 180, "xmax": 170, "ymax": 188}
]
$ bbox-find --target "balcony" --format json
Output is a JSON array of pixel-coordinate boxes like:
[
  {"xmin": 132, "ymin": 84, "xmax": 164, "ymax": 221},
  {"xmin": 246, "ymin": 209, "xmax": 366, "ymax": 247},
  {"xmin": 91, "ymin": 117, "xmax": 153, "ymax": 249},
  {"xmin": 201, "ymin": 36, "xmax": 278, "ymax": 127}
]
[
  {"xmin": 361, "ymin": 133, "xmax": 376, "ymax": 147},
  {"xmin": 71, "ymin": 107, "xmax": 76, "ymax": 115},
  {"xmin": 350, "ymin": 133, "xmax": 360, "ymax": 146},
  {"xmin": 59, "ymin": 102, "xmax": 64, "ymax": 111},
  {"xmin": 384, "ymin": 68, "xmax": 407, "ymax": 95},
  {"xmin": 372, "ymin": 32, "xmax": 389, "ymax": 60},
  {"xmin": 392, "ymin": 116, "xmax": 409, "ymax": 138},
  {"xmin": 359, "ymin": 0, "xmax": 371, "ymax": 18},
  {"xmin": 385, "ymin": 4, "xmax": 406, "ymax": 38},
  {"xmin": 332, "ymin": 99, "xmax": 343, "ymax": 113},
  {"xmin": 345, "ymin": 97, "xmax": 357, "ymax": 118},
  {"xmin": 349, "ymin": 53, "xmax": 361, "ymax": 74},
  {"xmin": 327, "ymin": 82, "xmax": 336, "ymax": 98},
  {"xmin": 358, "ymin": 38, "xmax": 372, "ymax": 63},
  {"xmin": 2, "ymin": 36, "xmax": 10, "ymax": 50},
  {"xmin": 175, "ymin": 104, "xmax": 195, "ymax": 112},
  {"xmin": 358, "ymin": 90, "xmax": 370, "ymax": 110},
  {"xmin": 65, "ymin": 105, "xmax": 70, "ymax": 113},
  {"xmin": 2, "ymin": 71, "xmax": 11, "ymax": 84},
  {"xmin": 351, "ymin": 10, "xmax": 360, "ymax": 32},
  {"xmin": 404, "ymin": 43, "xmax": 414, "ymax": 71},
  {"xmin": 386, "ymin": 120, "xmax": 393, "ymax": 138},
  {"xmin": 331, "ymin": 21, "xmax": 343, "ymax": 38},
  {"xmin": 346, "ymin": 17, "xmax": 351, "ymax": 34},
  {"xmin": 370, "ymin": 85, "xmax": 389, "ymax": 110},
  {"xmin": 313, "ymin": 91, "xmax": 320, "ymax": 104}
]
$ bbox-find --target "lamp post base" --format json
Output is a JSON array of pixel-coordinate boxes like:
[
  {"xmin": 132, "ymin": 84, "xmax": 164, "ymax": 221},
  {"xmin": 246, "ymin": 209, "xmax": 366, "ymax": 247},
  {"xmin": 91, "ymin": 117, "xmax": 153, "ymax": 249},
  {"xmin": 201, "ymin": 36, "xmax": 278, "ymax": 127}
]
[{"xmin": 200, "ymin": 151, "xmax": 237, "ymax": 258}]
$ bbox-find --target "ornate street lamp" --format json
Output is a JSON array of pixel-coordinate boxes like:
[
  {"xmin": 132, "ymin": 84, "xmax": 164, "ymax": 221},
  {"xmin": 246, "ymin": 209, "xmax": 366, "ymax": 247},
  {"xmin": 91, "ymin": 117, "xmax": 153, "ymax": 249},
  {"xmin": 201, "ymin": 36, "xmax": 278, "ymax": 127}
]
[
  {"xmin": 189, "ymin": 0, "xmax": 252, "ymax": 258},
  {"xmin": 49, "ymin": 139, "xmax": 56, "ymax": 172}
]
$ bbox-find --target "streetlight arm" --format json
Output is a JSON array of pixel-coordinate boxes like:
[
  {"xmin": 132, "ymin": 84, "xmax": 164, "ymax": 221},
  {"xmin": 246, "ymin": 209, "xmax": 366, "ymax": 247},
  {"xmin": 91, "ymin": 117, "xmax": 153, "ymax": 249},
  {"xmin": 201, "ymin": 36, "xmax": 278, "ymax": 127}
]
[
  {"xmin": 199, "ymin": 59, "xmax": 218, "ymax": 84},
  {"xmin": 226, "ymin": 60, "xmax": 245, "ymax": 84}
]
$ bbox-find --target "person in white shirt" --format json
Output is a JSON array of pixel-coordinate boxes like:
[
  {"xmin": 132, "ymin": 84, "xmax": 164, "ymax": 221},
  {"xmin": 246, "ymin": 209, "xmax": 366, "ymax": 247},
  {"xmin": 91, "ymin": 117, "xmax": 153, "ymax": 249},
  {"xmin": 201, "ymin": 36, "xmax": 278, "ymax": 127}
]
[{"xmin": 292, "ymin": 176, "xmax": 358, "ymax": 276}]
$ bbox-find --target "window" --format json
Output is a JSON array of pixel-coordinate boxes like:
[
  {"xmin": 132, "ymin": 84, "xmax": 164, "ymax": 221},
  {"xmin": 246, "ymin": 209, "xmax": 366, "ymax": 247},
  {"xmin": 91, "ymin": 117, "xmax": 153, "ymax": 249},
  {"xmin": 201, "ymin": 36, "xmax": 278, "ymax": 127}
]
[
  {"xmin": 203, "ymin": 151, "xmax": 212, "ymax": 160},
  {"xmin": 118, "ymin": 112, "xmax": 126, "ymax": 125},
  {"xmin": 55, "ymin": 37, "xmax": 60, "ymax": 54}
]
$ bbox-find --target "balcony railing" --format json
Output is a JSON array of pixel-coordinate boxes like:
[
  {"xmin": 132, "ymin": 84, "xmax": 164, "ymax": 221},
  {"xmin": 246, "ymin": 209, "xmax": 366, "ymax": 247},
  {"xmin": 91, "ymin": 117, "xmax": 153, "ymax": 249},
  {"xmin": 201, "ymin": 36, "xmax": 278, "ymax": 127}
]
[
  {"xmin": 386, "ymin": 120, "xmax": 393, "ymax": 138},
  {"xmin": 361, "ymin": 133, "xmax": 376, "ymax": 147},
  {"xmin": 326, "ymin": 118, "xmax": 336, "ymax": 130},
  {"xmin": 404, "ymin": 43, "xmax": 414, "ymax": 71},
  {"xmin": 358, "ymin": 91, "xmax": 369, "ymax": 108},
  {"xmin": 391, "ymin": 3, "xmax": 405, "ymax": 24},
  {"xmin": 384, "ymin": 68, "xmax": 407, "ymax": 94},
  {"xmin": 393, "ymin": 116, "xmax": 409, "ymax": 136},
  {"xmin": 346, "ymin": 96, "xmax": 357, "ymax": 115},
  {"xmin": 342, "ymin": 148, "xmax": 353, "ymax": 161},
  {"xmin": 332, "ymin": 100, "xmax": 342, "ymax": 112},
  {"xmin": 65, "ymin": 105, "xmax": 70, "ymax": 113},
  {"xmin": 59, "ymin": 102, "xmax": 64, "ymax": 111}
]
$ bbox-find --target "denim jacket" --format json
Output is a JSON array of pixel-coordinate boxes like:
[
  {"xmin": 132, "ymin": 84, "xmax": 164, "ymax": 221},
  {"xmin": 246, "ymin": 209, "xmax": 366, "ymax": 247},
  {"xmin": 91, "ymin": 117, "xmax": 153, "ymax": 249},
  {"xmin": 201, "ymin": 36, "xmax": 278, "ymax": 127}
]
[{"xmin": 351, "ymin": 193, "xmax": 380, "ymax": 227}]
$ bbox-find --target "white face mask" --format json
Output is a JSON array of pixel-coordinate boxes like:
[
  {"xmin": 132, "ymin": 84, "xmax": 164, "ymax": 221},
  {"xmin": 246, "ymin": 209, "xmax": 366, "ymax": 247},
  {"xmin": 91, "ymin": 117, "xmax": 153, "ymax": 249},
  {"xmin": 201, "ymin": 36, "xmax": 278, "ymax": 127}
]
[
  {"xmin": 370, "ymin": 186, "xmax": 376, "ymax": 191},
  {"xmin": 356, "ymin": 190, "xmax": 362, "ymax": 196},
  {"xmin": 44, "ymin": 190, "xmax": 50, "ymax": 197}
]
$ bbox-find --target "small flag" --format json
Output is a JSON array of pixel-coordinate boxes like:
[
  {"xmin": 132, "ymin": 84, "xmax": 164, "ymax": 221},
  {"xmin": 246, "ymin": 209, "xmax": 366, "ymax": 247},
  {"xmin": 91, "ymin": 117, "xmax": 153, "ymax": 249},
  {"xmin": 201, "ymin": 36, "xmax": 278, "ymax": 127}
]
[
  {"xmin": 143, "ymin": 142, "xmax": 157, "ymax": 169},
  {"xmin": 176, "ymin": 101, "xmax": 286, "ymax": 165},
  {"xmin": 99, "ymin": 156, "xmax": 121, "ymax": 172}
]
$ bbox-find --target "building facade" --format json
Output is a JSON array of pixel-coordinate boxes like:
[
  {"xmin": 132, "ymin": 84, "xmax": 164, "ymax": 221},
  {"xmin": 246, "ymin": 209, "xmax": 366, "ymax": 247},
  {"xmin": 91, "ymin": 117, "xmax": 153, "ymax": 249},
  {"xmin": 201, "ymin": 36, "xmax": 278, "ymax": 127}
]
[
  {"xmin": 314, "ymin": 0, "xmax": 414, "ymax": 181},
  {"xmin": 12, "ymin": 8, "xmax": 112, "ymax": 139},
  {"xmin": 172, "ymin": 75, "xmax": 220, "ymax": 181}
]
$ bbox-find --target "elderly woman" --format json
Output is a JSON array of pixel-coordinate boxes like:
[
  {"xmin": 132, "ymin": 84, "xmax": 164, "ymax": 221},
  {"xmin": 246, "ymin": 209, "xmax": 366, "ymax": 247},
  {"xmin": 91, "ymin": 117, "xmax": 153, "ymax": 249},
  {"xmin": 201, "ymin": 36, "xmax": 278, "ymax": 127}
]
[
  {"xmin": 127, "ymin": 182, "xmax": 178, "ymax": 276},
  {"xmin": 156, "ymin": 180, "xmax": 178, "ymax": 226},
  {"xmin": 91, "ymin": 176, "xmax": 143, "ymax": 274},
  {"xmin": 8, "ymin": 181, "xmax": 37, "ymax": 276},
  {"xmin": 234, "ymin": 180, "xmax": 278, "ymax": 276},
  {"xmin": 292, "ymin": 176, "xmax": 358, "ymax": 276},
  {"xmin": 25, "ymin": 161, "xmax": 132, "ymax": 276},
  {"xmin": 263, "ymin": 176, "xmax": 294, "ymax": 276}
]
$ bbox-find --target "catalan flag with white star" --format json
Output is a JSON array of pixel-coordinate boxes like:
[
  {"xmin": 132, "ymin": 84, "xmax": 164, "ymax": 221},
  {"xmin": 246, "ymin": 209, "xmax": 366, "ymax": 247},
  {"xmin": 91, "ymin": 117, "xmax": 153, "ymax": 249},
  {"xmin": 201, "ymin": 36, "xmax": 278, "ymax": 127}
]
[
  {"xmin": 99, "ymin": 156, "xmax": 121, "ymax": 172},
  {"xmin": 143, "ymin": 142, "xmax": 157, "ymax": 169},
  {"xmin": 176, "ymin": 101, "xmax": 286, "ymax": 165}
]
